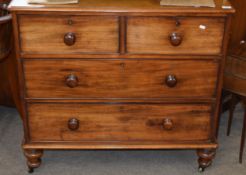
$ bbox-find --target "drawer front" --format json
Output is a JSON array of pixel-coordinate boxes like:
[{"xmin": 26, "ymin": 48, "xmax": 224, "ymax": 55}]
[
  {"xmin": 127, "ymin": 17, "xmax": 225, "ymax": 55},
  {"xmin": 28, "ymin": 103, "xmax": 211, "ymax": 142},
  {"xmin": 19, "ymin": 15, "xmax": 119, "ymax": 54},
  {"xmin": 24, "ymin": 59, "xmax": 218, "ymax": 99}
]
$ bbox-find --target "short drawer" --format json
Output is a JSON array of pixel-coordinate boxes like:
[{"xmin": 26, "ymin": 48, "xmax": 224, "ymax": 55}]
[
  {"xmin": 127, "ymin": 17, "xmax": 225, "ymax": 55},
  {"xmin": 28, "ymin": 103, "xmax": 212, "ymax": 142},
  {"xmin": 23, "ymin": 59, "xmax": 218, "ymax": 99},
  {"xmin": 18, "ymin": 15, "xmax": 119, "ymax": 54}
]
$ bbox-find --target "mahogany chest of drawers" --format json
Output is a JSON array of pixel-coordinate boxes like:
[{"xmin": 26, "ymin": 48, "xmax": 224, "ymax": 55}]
[{"xmin": 9, "ymin": 0, "xmax": 234, "ymax": 172}]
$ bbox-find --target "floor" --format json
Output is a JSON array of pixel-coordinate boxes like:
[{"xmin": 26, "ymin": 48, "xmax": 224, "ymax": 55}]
[{"xmin": 0, "ymin": 105, "xmax": 245, "ymax": 175}]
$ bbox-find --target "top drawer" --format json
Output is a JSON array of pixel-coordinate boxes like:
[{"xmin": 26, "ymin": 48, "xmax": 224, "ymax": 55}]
[
  {"xmin": 18, "ymin": 15, "xmax": 119, "ymax": 54},
  {"xmin": 127, "ymin": 17, "xmax": 225, "ymax": 55}
]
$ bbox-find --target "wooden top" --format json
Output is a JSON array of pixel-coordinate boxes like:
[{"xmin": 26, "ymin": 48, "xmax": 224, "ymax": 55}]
[{"xmin": 9, "ymin": 0, "xmax": 234, "ymax": 15}]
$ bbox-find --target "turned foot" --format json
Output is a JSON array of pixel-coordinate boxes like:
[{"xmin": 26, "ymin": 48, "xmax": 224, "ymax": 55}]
[
  {"xmin": 197, "ymin": 149, "xmax": 216, "ymax": 172},
  {"xmin": 23, "ymin": 149, "xmax": 43, "ymax": 173}
]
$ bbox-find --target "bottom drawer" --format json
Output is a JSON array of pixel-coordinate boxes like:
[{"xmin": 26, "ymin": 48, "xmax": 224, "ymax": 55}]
[{"xmin": 28, "ymin": 103, "xmax": 212, "ymax": 142}]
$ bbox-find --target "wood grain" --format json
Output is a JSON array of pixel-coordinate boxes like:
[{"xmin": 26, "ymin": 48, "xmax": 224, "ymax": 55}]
[
  {"xmin": 127, "ymin": 17, "xmax": 225, "ymax": 55},
  {"xmin": 19, "ymin": 15, "xmax": 119, "ymax": 54},
  {"xmin": 8, "ymin": 0, "xmax": 234, "ymax": 15},
  {"xmin": 23, "ymin": 141, "xmax": 218, "ymax": 150},
  {"xmin": 23, "ymin": 59, "xmax": 218, "ymax": 99},
  {"xmin": 8, "ymin": 0, "xmax": 234, "ymax": 171},
  {"xmin": 28, "ymin": 103, "xmax": 211, "ymax": 142}
]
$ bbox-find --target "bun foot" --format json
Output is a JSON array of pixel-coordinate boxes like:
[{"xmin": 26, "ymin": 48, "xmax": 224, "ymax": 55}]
[
  {"xmin": 197, "ymin": 149, "xmax": 216, "ymax": 172},
  {"xmin": 24, "ymin": 149, "xmax": 43, "ymax": 173}
]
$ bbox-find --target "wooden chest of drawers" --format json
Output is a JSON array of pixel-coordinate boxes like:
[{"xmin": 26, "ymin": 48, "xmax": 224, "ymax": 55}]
[{"xmin": 9, "ymin": 0, "xmax": 234, "ymax": 173}]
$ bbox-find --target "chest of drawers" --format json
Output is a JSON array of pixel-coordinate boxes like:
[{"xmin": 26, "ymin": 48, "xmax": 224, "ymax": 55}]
[{"xmin": 9, "ymin": 0, "xmax": 234, "ymax": 172}]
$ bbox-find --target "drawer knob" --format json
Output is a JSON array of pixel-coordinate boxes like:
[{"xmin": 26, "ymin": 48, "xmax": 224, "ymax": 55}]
[
  {"xmin": 68, "ymin": 118, "xmax": 80, "ymax": 131},
  {"xmin": 169, "ymin": 32, "xmax": 182, "ymax": 46},
  {"xmin": 65, "ymin": 74, "xmax": 79, "ymax": 88},
  {"xmin": 162, "ymin": 118, "xmax": 173, "ymax": 130},
  {"xmin": 165, "ymin": 75, "xmax": 177, "ymax": 88},
  {"xmin": 64, "ymin": 32, "xmax": 76, "ymax": 46}
]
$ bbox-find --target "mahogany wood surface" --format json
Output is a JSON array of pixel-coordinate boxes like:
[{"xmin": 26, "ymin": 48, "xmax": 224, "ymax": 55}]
[
  {"xmin": 127, "ymin": 17, "xmax": 225, "ymax": 55},
  {"xmin": 19, "ymin": 15, "xmax": 119, "ymax": 54},
  {"xmin": 9, "ymin": 0, "xmax": 234, "ymax": 172},
  {"xmin": 224, "ymin": 0, "xmax": 246, "ymax": 97},
  {"xmin": 23, "ymin": 59, "xmax": 218, "ymax": 99},
  {"xmin": 228, "ymin": 0, "xmax": 246, "ymax": 55},
  {"xmin": 8, "ymin": 0, "xmax": 234, "ymax": 15},
  {"xmin": 0, "ymin": 2, "xmax": 11, "ymax": 60},
  {"xmin": 197, "ymin": 149, "xmax": 216, "ymax": 172},
  {"xmin": 0, "ymin": 0, "xmax": 17, "ymax": 107},
  {"xmin": 221, "ymin": 0, "xmax": 246, "ymax": 163},
  {"xmin": 0, "ymin": 0, "xmax": 11, "ymax": 106},
  {"xmin": 24, "ymin": 149, "xmax": 43, "ymax": 173},
  {"xmin": 0, "ymin": 50, "xmax": 18, "ymax": 107},
  {"xmin": 23, "ymin": 141, "xmax": 217, "ymax": 150},
  {"xmin": 28, "ymin": 103, "xmax": 211, "ymax": 142}
]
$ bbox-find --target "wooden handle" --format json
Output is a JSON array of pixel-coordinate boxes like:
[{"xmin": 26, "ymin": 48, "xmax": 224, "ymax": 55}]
[
  {"xmin": 169, "ymin": 32, "xmax": 182, "ymax": 46},
  {"xmin": 68, "ymin": 118, "xmax": 80, "ymax": 131},
  {"xmin": 65, "ymin": 74, "xmax": 78, "ymax": 88},
  {"xmin": 162, "ymin": 118, "xmax": 173, "ymax": 130},
  {"xmin": 64, "ymin": 32, "xmax": 76, "ymax": 46},
  {"xmin": 165, "ymin": 75, "xmax": 177, "ymax": 88}
]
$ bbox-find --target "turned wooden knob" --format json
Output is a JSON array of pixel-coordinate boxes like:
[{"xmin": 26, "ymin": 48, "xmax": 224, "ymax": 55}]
[
  {"xmin": 64, "ymin": 32, "xmax": 76, "ymax": 46},
  {"xmin": 65, "ymin": 74, "xmax": 78, "ymax": 88},
  {"xmin": 169, "ymin": 32, "xmax": 182, "ymax": 46},
  {"xmin": 162, "ymin": 118, "xmax": 173, "ymax": 130},
  {"xmin": 68, "ymin": 118, "xmax": 80, "ymax": 131},
  {"xmin": 165, "ymin": 75, "xmax": 177, "ymax": 88}
]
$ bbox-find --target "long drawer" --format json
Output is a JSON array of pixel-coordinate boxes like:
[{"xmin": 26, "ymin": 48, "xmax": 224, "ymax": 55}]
[
  {"xmin": 23, "ymin": 59, "xmax": 218, "ymax": 99},
  {"xmin": 28, "ymin": 103, "xmax": 212, "ymax": 142},
  {"xmin": 127, "ymin": 17, "xmax": 225, "ymax": 55},
  {"xmin": 18, "ymin": 15, "xmax": 119, "ymax": 54}
]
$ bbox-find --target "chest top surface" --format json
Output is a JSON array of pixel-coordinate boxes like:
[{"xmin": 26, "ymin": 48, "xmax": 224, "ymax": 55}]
[{"xmin": 9, "ymin": 0, "xmax": 234, "ymax": 15}]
